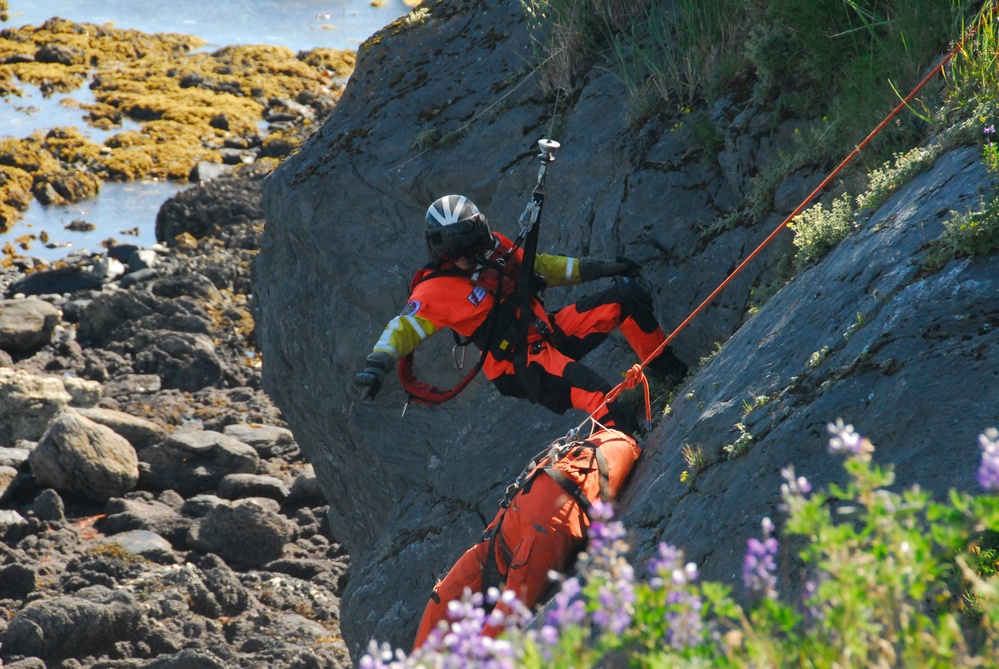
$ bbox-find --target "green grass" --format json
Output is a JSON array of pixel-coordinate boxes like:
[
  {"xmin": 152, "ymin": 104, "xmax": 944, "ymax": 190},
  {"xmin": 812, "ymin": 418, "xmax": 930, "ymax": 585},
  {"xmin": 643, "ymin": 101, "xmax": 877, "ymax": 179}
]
[{"xmin": 520, "ymin": 0, "xmax": 991, "ymax": 231}]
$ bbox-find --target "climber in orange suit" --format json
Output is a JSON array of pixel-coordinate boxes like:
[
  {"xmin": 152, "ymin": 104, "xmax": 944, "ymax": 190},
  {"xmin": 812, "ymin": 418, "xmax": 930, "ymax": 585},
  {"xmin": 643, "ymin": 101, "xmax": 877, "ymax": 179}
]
[
  {"xmin": 412, "ymin": 427, "xmax": 642, "ymax": 650},
  {"xmin": 353, "ymin": 194, "xmax": 688, "ymax": 430}
]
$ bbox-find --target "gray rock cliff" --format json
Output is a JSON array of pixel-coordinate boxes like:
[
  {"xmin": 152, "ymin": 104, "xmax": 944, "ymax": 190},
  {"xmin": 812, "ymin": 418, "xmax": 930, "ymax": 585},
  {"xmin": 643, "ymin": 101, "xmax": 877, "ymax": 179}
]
[{"xmin": 254, "ymin": 0, "xmax": 999, "ymax": 658}]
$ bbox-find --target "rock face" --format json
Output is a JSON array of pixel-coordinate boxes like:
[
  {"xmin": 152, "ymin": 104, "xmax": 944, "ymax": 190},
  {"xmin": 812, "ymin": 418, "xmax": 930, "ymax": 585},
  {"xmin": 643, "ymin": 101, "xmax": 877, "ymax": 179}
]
[{"xmin": 254, "ymin": 0, "xmax": 999, "ymax": 660}]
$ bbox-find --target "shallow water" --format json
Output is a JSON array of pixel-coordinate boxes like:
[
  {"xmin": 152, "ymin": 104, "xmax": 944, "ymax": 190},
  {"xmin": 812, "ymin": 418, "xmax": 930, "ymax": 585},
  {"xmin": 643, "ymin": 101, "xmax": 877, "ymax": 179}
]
[
  {"xmin": 1, "ymin": 0, "xmax": 412, "ymax": 263},
  {"xmin": 7, "ymin": 0, "xmax": 411, "ymax": 53}
]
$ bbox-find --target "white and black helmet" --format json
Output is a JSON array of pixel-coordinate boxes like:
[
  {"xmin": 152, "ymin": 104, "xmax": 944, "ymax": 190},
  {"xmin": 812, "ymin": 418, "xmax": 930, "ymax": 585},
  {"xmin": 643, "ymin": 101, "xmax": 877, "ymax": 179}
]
[{"xmin": 424, "ymin": 194, "xmax": 493, "ymax": 263}]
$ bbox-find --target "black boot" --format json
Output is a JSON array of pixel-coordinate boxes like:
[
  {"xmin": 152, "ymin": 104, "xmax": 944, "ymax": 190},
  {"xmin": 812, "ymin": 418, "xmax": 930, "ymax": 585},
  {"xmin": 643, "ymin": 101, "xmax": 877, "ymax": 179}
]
[{"xmin": 647, "ymin": 346, "xmax": 688, "ymax": 390}]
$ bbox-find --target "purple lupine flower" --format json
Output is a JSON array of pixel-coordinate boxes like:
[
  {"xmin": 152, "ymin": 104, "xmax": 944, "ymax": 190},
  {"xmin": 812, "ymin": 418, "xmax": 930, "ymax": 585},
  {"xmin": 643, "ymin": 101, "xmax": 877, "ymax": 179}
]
[
  {"xmin": 780, "ymin": 465, "xmax": 811, "ymax": 500},
  {"xmin": 664, "ymin": 589, "xmax": 704, "ymax": 650},
  {"xmin": 410, "ymin": 587, "xmax": 524, "ymax": 669},
  {"xmin": 648, "ymin": 542, "xmax": 682, "ymax": 584},
  {"xmin": 743, "ymin": 516, "xmax": 779, "ymax": 600},
  {"xmin": 592, "ymin": 559, "xmax": 636, "ymax": 635},
  {"xmin": 985, "ymin": 125, "xmax": 996, "ymax": 143},
  {"xmin": 976, "ymin": 427, "xmax": 999, "ymax": 492},
  {"xmin": 587, "ymin": 499, "xmax": 627, "ymax": 556},
  {"xmin": 827, "ymin": 419, "xmax": 873, "ymax": 460},
  {"xmin": 582, "ymin": 499, "xmax": 637, "ymax": 635},
  {"xmin": 543, "ymin": 575, "xmax": 586, "ymax": 631},
  {"xmin": 646, "ymin": 542, "xmax": 705, "ymax": 649},
  {"xmin": 801, "ymin": 576, "xmax": 827, "ymax": 624}
]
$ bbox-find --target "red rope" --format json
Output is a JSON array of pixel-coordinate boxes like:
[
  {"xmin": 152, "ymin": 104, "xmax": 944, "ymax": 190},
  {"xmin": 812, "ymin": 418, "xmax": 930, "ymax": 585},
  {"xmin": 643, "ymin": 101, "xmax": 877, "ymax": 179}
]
[
  {"xmin": 605, "ymin": 364, "xmax": 652, "ymax": 429},
  {"xmin": 593, "ymin": 4, "xmax": 994, "ymax": 426}
]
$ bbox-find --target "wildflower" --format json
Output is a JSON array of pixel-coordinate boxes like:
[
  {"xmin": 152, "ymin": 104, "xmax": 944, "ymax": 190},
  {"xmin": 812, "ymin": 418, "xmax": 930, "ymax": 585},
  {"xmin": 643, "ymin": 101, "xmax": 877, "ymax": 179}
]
[
  {"xmin": 985, "ymin": 124, "xmax": 996, "ymax": 143},
  {"xmin": 646, "ymin": 543, "xmax": 704, "ymax": 649},
  {"xmin": 359, "ymin": 640, "xmax": 408, "ymax": 669},
  {"xmin": 664, "ymin": 589, "xmax": 704, "ymax": 650},
  {"xmin": 827, "ymin": 418, "xmax": 874, "ymax": 460},
  {"xmin": 582, "ymin": 501, "xmax": 637, "ymax": 636},
  {"xmin": 743, "ymin": 516, "xmax": 779, "ymax": 600},
  {"xmin": 976, "ymin": 427, "xmax": 999, "ymax": 492},
  {"xmin": 543, "ymin": 575, "xmax": 585, "ymax": 631},
  {"xmin": 410, "ymin": 588, "xmax": 524, "ymax": 668},
  {"xmin": 592, "ymin": 561, "xmax": 636, "ymax": 635},
  {"xmin": 587, "ymin": 499, "xmax": 627, "ymax": 556},
  {"xmin": 801, "ymin": 577, "xmax": 826, "ymax": 623},
  {"xmin": 779, "ymin": 465, "xmax": 812, "ymax": 513},
  {"xmin": 648, "ymin": 542, "xmax": 682, "ymax": 584}
]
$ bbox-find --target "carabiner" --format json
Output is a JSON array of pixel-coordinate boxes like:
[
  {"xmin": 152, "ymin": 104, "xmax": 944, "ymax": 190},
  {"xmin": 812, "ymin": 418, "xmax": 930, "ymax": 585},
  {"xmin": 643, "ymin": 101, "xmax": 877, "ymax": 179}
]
[{"xmin": 452, "ymin": 343, "xmax": 466, "ymax": 371}]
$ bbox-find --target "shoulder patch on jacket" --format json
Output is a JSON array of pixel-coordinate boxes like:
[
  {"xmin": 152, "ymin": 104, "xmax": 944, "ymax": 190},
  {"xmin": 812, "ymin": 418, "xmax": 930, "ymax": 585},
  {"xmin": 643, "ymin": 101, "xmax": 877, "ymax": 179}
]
[
  {"xmin": 401, "ymin": 300, "xmax": 421, "ymax": 317},
  {"xmin": 467, "ymin": 286, "xmax": 487, "ymax": 306}
]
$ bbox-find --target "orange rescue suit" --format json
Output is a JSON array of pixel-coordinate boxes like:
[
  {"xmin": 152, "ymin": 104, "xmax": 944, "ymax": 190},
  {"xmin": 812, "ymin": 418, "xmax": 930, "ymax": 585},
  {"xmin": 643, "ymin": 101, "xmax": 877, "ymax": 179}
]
[
  {"xmin": 412, "ymin": 428, "xmax": 641, "ymax": 649},
  {"xmin": 376, "ymin": 233, "xmax": 668, "ymax": 428}
]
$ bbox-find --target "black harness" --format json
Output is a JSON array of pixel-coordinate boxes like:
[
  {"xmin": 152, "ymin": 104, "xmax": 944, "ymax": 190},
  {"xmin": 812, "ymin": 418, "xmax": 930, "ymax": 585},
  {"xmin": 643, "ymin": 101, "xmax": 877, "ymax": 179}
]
[{"xmin": 398, "ymin": 246, "xmax": 568, "ymax": 407}]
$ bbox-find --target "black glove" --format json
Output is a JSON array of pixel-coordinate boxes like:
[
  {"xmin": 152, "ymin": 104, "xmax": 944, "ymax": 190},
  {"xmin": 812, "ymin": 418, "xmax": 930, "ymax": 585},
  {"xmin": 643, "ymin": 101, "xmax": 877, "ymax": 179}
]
[
  {"xmin": 353, "ymin": 351, "xmax": 394, "ymax": 401},
  {"xmin": 579, "ymin": 256, "xmax": 642, "ymax": 282}
]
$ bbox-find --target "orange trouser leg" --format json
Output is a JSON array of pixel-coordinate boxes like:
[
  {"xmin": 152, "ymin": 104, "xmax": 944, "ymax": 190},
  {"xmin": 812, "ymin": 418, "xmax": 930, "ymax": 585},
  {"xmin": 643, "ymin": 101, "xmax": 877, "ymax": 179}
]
[
  {"xmin": 553, "ymin": 280, "xmax": 666, "ymax": 361},
  {"xmin": 483, "ymin": 474, "xmax": 583, "ymax": 636},
  {"xmin": 412, "ymin": 541, "xmax": 489, "ymax": 651}
]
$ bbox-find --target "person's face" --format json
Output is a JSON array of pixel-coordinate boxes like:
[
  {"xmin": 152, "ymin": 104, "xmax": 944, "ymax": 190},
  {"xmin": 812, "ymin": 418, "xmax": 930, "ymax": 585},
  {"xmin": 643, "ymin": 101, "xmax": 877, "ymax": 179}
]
[{"xmin": 453, "ymin": 257, "xmax": 474, "ymax": 270}]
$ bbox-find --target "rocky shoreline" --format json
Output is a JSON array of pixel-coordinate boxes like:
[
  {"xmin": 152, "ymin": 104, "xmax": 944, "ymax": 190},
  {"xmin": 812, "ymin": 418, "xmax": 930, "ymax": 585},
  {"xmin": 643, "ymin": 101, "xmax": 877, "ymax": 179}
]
[{"xmin": 0, "ymin": 167, "xmax": 352, "ymax": 668}]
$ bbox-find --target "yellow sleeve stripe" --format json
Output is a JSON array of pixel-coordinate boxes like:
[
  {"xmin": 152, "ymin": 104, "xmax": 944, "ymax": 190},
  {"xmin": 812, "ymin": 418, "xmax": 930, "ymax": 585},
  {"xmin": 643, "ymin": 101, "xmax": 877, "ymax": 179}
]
[
  {"xmin": 535, "ymin": 252, "xmax": 580, "ymax": 286},
  {"xmin": 374, "ymin": 314, "xmax": 438, "ymax": 360}
]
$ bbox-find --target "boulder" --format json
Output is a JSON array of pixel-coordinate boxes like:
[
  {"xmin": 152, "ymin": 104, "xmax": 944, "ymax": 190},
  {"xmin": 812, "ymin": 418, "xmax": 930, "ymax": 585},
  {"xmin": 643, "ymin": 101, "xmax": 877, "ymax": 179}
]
[
  {"xmin": 156, "ymin": 173, "xmax": 263, "ymax": 242},
  {"xmin": 132, "ymin": 330, "xmax": 223, "ymax": 391},
  {"xmin": 31, "ymin": 488, "xmax": 65, "ymax": 523},
  {"xmin": 62, "ymin": 375, "xmax": 102, "ymax": 408},
  {"xmin": 0, "ymin": 585, "xmax": 141, "ymax": 663},
  {"xmin": 99, "ymin": 529, "xmax": 181, "ymax": 564},
  {"xmin": 143, "ymin": 648, "xmax": 229, "ymax": 669},
  {"xmin": 188, "ymin": 498, "xmax": 293, "ymax": 568},
  {"xmin": 181, "ymin": 493, "xmax": 228, "ymax": 518},
  {"xmin": 29, "ymin": 411, "xmax": 139, "ymax": 502},
  {"xmin": 288, "ymin": 465, "xmax": 325, "ymax": 506},
  {"xmin": 96, "ymin": 494, "xmax": 195, "ymax": 547},
  {"xmin": 0, "ymin": 298, "xmax": 61, "ymax": 353},
  {"xmin": 139, "ymin": 429, "xmax": 259, "ymax": 496},
  {"xmin": 0, "ymin": 508, "xmax": 28, "ymax": 542},
  {"xmin": 0, "ymin": 445, "xmax": 31, "ymax": 468},
  {"xmin": 0, "ymin": 464, "xmax": 18, "ymax": 500},
  {"xmin": 217, "ymin": 473, "xmax": 290, "ymax": 502},
  {"xmin": 0, "ymin": 562, "xmax": 36, "ymax": 599},
  {"xmin": 0, "ymin": 368, "xmax": 72, "ymax": 443},
  {"xmin": 75, "ymin": 406, "xmax": 167, "ymax": 450},
  {"xmin": 5, "ymin": 264, "xmax": 106, "ymax": 297},
  {"xmin": 222, "ymin": 423, "xmax": 298, "ymax": 458},
  {"xmin": 196, "ymin": 553, "xmax": 253, "ymax": 616}
]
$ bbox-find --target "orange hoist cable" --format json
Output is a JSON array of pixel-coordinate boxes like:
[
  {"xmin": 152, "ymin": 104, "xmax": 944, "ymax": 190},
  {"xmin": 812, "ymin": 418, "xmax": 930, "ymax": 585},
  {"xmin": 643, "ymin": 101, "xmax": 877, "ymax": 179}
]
[{"xmin": 589, "ymin": 4, "xmax": 996, "ymax": 430}]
